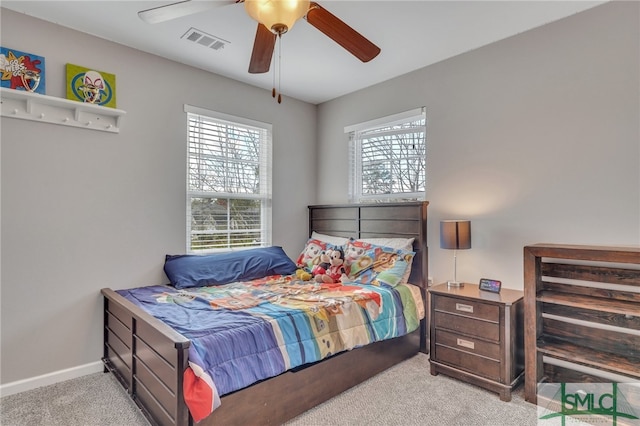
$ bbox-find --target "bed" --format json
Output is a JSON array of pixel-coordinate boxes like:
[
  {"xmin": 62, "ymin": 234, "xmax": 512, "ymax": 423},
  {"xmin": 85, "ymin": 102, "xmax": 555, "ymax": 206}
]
[{"xmin": 101, "ymin": 202, "xmax": 429, "ymax": 426}]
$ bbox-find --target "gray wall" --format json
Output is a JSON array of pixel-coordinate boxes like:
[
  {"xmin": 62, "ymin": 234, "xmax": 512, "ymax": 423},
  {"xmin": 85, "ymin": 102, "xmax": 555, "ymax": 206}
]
[
  {"xmin": 0, "ymin": 9, "xmax": 316, "ymax": 384},
  {"xmin": 316, "ymin": 1, "xmax": 639, "ymax": 289}
]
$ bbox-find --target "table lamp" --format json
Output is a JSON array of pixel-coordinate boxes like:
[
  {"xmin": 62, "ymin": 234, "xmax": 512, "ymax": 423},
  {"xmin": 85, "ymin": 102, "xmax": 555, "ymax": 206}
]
[{"xmin": 440, "ymin": 220, "xmax": 471, "ymax": 287}]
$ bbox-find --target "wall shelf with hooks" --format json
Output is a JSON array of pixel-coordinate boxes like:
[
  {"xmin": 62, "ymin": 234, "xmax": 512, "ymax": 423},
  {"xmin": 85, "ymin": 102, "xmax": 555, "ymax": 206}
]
[{"xmin": 0, "ymin": 88, "xmax": 125, "ymax": 133}]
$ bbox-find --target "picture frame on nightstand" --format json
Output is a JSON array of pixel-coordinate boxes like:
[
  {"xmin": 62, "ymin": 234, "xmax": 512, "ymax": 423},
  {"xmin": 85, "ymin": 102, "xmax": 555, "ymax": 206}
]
[{"xmin": 479, "ymin": 278, "xmax": 502, "ymax": 293}]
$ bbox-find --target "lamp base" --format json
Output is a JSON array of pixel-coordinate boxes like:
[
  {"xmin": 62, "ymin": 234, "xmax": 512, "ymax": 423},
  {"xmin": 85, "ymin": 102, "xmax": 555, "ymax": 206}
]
[{"xmin": 447, "ymin": 281, "xmax": 464, "ymax": 287}]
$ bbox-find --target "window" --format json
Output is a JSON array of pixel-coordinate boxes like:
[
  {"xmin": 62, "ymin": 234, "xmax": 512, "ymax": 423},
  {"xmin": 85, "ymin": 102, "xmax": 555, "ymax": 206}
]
[
  {"xmin": 185, "ymin": 105, "xmax": 272, "ymax": 252},
  {"xmin": 345, "ymin": 108, "xmax": 426, "ymax": 203}
]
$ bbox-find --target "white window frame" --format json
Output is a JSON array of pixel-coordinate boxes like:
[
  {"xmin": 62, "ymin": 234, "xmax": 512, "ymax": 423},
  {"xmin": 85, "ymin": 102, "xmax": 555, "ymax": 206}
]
[
  {"xmin": 184, "ymin": 105, "xmax": 272, "ymax": 253},
  {"xmin": 345, "ymin": 107, "xmax": 426, "ymax": 203}
]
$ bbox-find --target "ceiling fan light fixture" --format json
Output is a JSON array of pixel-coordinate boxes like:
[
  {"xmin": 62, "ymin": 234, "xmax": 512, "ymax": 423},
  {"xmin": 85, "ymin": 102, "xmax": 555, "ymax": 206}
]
[{"xmin": 244, "ymin": 0, "xmax": 310, "ymax": 35}]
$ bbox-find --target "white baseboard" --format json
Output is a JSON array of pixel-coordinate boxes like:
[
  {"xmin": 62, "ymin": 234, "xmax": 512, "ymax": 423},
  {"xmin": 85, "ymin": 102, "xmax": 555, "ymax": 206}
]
[{"xmin": 0, "ymin": 361, "xmax": 104, "ymax": 397}]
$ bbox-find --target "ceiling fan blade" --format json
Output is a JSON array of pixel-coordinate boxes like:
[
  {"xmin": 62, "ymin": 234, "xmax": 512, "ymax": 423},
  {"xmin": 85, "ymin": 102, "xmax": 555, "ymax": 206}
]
[
  {"xmin": 305, "ymin": 2, "xmax": 380, "ymax": 63},
  {"xmin": 138, "ymin": 0, "xmax": 238, "ymax": 24},
  {"xmin": 248, "ymin": 24, "xmax": 276, "ymax": 74}
]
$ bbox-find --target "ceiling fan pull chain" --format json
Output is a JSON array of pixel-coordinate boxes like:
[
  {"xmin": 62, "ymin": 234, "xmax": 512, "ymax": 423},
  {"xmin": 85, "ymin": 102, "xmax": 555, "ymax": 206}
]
[
  {"xmin": 272, "ymin": 34, "xmax": 277, "ymax": 99},
  {"xmin": 277, "ymin": 34, "xmax": 282, "ymax": 104}
]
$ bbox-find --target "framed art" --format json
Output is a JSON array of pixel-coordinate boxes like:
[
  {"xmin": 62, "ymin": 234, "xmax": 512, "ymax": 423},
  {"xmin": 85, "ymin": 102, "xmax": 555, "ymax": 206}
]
[
  {"xmin": 0, "ymin": 46, "xmax": 46, "ymax": 94},
  {"xmin": 66, "ymin": 63, "xmax": 116, "ymax": 108}
]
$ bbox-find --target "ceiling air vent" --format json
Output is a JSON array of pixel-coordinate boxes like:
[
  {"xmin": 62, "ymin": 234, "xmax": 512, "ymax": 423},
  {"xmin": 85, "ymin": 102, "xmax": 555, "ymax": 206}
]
[{"xmin": 181, "ymin": 27, "xmax": 229, "ymax": 51}]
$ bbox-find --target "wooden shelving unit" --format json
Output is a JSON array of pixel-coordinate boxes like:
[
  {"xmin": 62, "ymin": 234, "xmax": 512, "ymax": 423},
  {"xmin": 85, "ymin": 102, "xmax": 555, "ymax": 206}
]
[
  {"xmin": 0, "ymin": 87, "xmax": 125, "ymax": 133},
  {"xmin": 523, "ymin": 244, "xmax": 640, "ymax": 404}
]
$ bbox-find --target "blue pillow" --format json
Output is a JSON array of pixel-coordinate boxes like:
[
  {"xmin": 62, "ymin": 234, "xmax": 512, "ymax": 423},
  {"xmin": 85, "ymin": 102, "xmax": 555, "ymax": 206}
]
[{"xmin": 164, "ymin": 246, "xmax": 297, "ymax": 289}]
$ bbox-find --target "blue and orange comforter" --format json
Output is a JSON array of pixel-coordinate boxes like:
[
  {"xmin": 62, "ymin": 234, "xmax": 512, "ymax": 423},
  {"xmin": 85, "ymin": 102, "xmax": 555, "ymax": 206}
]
[{"xmin": 117, "ymin": 275, "xmax": 424, "ymax": 422}]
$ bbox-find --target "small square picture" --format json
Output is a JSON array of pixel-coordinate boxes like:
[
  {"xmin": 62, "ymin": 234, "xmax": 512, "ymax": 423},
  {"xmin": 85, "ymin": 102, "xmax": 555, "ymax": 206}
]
[
  {"xmin": 0, "ymin": 46, "xmax": 46, "ymax": 94},
  {"xmin": 66, "ymin": 63, "xmax": 116, "ymax": 108}
]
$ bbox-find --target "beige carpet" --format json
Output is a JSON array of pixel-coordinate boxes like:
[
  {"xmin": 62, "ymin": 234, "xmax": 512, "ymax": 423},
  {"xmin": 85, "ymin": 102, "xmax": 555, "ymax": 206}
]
[{"xmin": 1, "ymin": 354, "xmax": 537, "ymax": 425}]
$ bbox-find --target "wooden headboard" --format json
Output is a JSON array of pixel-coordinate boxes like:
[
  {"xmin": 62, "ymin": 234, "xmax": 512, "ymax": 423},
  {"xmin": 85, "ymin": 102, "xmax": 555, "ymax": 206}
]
[{"xmin": 308, "ymin": 202, "xmax": 429, "ymax": 289}]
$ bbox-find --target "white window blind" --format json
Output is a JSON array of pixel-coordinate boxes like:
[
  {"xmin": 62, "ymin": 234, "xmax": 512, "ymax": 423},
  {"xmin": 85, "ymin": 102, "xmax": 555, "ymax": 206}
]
[
  {"xmin": 184, "ymin": 105, "xmax": 272, "ymax": 252},
  {"xmin": 345, "ymin": 107, "xmax": 426, "ymax": 203}
]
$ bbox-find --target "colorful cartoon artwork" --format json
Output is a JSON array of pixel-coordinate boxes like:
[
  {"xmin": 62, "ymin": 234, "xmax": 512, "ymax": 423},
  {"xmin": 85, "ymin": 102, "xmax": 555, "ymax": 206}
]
[
  {"xmin": 66, "ymin": 63, "xmax": 116, "ymax": 108},
  {"xmin": 0, "ymin": 47, "xmax": 46, "ymax": 94}
]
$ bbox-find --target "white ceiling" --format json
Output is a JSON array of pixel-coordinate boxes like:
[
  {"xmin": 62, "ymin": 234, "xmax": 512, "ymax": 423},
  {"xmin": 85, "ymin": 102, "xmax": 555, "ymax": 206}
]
[{"xmin": 1, "ymin": 1, "xmax": 606, "ymax": 104}]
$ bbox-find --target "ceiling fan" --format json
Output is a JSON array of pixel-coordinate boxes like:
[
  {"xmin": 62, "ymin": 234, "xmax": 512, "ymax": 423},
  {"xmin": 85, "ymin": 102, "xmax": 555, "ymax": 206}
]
[{"xmin": 138, "ymin": 0, "xmax": 381, "ymax": 75}]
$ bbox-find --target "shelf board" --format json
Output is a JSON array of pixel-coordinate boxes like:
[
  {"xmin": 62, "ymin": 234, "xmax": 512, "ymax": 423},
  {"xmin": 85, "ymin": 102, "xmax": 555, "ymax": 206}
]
[
  {"xmin": 537, "ymin": 337, "xmax": 640, "ymax": 380},
  {"xmin": 1, "ymin": 87, "xmax": 125, "ymax": 133},
  {"xmin": 537, "ymin": 290, "xmax": 640, "ymax": 317}
]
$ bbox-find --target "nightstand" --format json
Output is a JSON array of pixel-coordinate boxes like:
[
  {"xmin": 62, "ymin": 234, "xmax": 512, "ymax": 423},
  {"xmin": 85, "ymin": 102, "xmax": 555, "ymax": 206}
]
[{"xmin": 429, "ymin": 283, "xmax": 524, "ymax": 401}]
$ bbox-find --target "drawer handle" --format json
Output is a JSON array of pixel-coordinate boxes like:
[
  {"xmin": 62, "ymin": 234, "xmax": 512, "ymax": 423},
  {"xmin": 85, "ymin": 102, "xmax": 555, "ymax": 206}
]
[
  {"xmin": 457, "ymin": 338, "xmax": 475, "ymax": 350},
  {"xmin": 455, "ymin": 303, "xmax": 474, "ymax": 313}
]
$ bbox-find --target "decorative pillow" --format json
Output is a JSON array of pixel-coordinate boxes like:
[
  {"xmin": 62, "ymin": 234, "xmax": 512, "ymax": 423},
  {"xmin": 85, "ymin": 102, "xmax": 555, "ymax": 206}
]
[
  {"xmin": 356, "ymin": 238, "xmax": 415, "ymax": 284},
  {"xmin": 295, "ymin": 238, "xmax": 338, "ymax": 270},
  {"xmin": 343, "ymin": 240, "xmax": 415, "ymax": 287},
  {"xmin": 311, "ymin": 231, "xmax": 350, "ymax": 246},
  {"xmin": 359, "ymin": 238, "xmax": 416, "ymax": 284},
  {"xmin": 356, "ymin": 237, "xmax": 414, "ymax": 251},
  {"xmin": 164, "ymin": 246, "xmax": 297, "ymax": 289}
]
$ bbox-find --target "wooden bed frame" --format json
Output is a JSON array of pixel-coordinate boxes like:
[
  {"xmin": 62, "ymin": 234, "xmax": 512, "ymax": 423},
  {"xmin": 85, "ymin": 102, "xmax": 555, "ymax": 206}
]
[{"xmin": 101, "ymin": 202, "xmax": 429, "ymax": 426}]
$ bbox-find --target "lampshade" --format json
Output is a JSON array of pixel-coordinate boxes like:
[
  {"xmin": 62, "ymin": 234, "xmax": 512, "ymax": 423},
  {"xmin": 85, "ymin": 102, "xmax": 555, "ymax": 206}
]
[
  {"xmin": 245, "ymin": 0, "xmax": 311, "ymax": 34},
  {"xmin": 440, "ymin": 220, "xmax": 471, "ymax": 250}
]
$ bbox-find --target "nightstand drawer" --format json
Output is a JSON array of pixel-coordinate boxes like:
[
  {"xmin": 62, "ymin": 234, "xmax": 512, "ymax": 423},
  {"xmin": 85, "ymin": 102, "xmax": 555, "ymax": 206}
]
[
  {"xmin": 433, "ymin": 295, "xmax": 499, "ymax": 321},
  {"xmin": 433, "ymin": 311, "xmax": 500, "ymax": 341},
  {"xmin": 435, "ymin": 344, "xmax": 501, "ymax": 381},
  {"xmin": 435, "ymin": 329, "xmax": 501, "ymax": 360}
]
